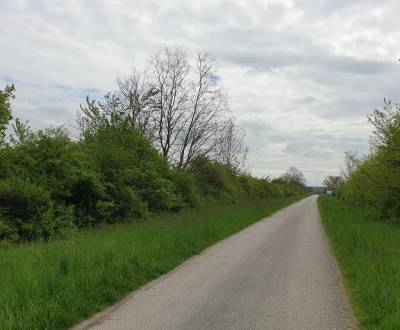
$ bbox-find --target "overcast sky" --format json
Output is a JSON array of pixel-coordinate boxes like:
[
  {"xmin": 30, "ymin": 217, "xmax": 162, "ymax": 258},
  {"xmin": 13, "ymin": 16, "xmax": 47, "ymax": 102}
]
[{"xmin": 1, "ymin": 0, "xmax": 399, "ymax": 185}]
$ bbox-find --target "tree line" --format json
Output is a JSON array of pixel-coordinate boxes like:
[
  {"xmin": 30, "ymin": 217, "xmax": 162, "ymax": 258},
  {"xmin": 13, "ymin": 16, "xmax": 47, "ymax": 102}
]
[
  {"xmin": 324, "ymin": 99, "xmax": 400, "ymax": 221},
  {"xmin": 0, "ymin": 48, "xmax": 307, "ymax": 242}
]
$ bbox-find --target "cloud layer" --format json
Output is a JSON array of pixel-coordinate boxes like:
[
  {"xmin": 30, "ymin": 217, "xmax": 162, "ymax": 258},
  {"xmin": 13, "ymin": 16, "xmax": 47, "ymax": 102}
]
[{"xmin": 1, "ymin": 0, "xmax": 399, "ymax": 185}]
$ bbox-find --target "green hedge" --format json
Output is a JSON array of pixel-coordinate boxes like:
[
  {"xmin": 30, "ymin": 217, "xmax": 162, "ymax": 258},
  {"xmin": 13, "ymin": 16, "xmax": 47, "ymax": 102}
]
[{"xmin": 0, "ymin": 125, "xmax": 306, "ymax": 242}]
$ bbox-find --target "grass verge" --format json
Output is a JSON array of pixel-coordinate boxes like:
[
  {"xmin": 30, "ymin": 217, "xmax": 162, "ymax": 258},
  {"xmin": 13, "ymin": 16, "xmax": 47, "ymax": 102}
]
[
  {"xmin": 318, "ymin": 196, "xmax": 400, "ymax": 329},
  {"xmin": 0, "ymin": 195, "xmax": 304, "ymax": 330}
]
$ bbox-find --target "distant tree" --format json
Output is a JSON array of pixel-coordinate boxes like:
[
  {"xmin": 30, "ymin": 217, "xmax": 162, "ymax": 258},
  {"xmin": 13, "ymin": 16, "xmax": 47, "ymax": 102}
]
[
  {"xmin": 275, "ymin": 166, "xmax": 306, "ymax": 187},
  {"xmin": 340, "ymin": 150, "xmax": 360, "ymax": 182},
  {"xmin": 0, "ymin": 84, "xmax": 15, "ymax": 145},
  {"xmin": 323, "ymin": 175, "xmax": 343, "ymax": 193},
  {"xmin": 213, "ymin": 117, "xmax": 247, "ymax": 171}
]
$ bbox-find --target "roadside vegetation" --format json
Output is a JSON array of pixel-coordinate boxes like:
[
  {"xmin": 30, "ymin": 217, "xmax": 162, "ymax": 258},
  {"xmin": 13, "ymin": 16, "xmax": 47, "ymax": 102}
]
[
  {"xmin": 0, "ymin": 196, "xmax": 304, "ymax": 330},
  {"xmin": 0, "ymin": 47, "xmax": 307, "ymax": 329},
  {"xmin": 321, "ymin": 98, "xmax": 400, "ymax": 328},
  {"xmin": 0, "ymin": 47, "xmax": 306, "ymax": 243},
  {"xmin": 324, "ymin": 99, "xmax": 400, "ymax": 221},
  {"xmin": 319, "ymin": 197, "xmax": 400, "ymax": 329}
]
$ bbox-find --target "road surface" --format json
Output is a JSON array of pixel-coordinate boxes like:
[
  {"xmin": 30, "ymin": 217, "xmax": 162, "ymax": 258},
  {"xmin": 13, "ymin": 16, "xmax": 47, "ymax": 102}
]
[{"xmin": 74, "ymin": 195, "xmax": 356, "ymax": 330}]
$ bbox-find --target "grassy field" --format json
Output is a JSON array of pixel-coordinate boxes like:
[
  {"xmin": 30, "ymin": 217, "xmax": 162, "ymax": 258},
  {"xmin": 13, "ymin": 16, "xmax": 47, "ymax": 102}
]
[
  {"xmin": 0, "ymin": 196, "xmax": 304, "ymax": 330},
  {"xmin": 318, "ymin": 196, "xmax": 400, "ymax": 329}
]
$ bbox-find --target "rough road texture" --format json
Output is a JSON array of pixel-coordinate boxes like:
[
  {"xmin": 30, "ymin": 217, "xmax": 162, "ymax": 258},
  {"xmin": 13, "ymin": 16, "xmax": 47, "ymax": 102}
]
[{"xmin": 74, "ymin": 196, "xmax": 356, "ymax": 330}]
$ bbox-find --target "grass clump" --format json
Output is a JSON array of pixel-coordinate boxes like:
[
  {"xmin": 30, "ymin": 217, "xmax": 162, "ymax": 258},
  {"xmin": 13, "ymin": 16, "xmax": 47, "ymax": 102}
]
[
  {"xmin": 318, "ymin": 196, "xmax": 400, "ymax": 329},
  {"xmin": 0, "ymin": 196, "xmax": 304, "ymax": 330}
]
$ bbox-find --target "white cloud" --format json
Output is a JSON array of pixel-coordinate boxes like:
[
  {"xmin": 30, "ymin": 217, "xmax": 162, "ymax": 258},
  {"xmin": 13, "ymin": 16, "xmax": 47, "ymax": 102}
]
[{"xmin": 1, "ymin": 0, "xmax": 399, "ymax": 185}]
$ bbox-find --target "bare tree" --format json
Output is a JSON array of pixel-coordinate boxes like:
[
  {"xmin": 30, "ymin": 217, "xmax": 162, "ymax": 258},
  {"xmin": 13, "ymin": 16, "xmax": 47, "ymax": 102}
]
[
  {"xmin": 340, "ymin": 150, "xmax": 360, "ymax": 182},
  {"xmin": 176, "ymin": 52, "xmax": 229, "ymax": 169},
  {"xmin": 116, "ymin": 69, "xmax": 158, "ymax": 140},
  {"xmin": 79, "ymin": 71, "xmax": 158, "ymax": 139},
  {"xmin": 78, "ymin": 47, "xmax": 249, "ymax": 171},
  {"xmin": 149, "ymin": 47, "xmax": 189, "ymax": 160},
  {"xmin": 213, "ymin": 117, "xmax": 248, "ymax": 171}
]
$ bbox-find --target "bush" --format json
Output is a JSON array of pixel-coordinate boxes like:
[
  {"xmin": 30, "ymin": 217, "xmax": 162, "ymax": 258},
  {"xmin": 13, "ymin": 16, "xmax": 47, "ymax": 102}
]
[
  {"xmin": 172, "ymin": 170, "xmax": 202, "ymax": 207},
  {"xmin": 0, "ymin": 128, "xmax": 108, "ymax": 227},
  {"xmin": 338, "ymin": 100, "xmax": 400, "ymax": 221},
  {"xmin": 188, "ymin": 157, "xmax": 240, "ymax": 202},
  {"xmin": 83, "ymin": 126, "xmax": 182, "ymax": 217},
  {"xmin": 0, "ymin": 177, "xmax": 73, "ymax": 241},
  {"xmin": 0, "ymin": 86, "xmax": 307, "ymax": 242}
]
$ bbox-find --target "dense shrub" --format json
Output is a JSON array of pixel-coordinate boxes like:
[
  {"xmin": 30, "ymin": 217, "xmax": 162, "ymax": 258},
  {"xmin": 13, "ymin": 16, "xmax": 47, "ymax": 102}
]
[
  {"xmin": 339, "ymin": 100, "xmax": 400, "ymax": 222},
  {"xmin": 0, "ymin": 125, "xmax": 307, "ymax": 242},
  {"xmin": 0, "ymin": 87, "xmax": 307, "ymax": 241},
  {"xmin": 188, "ymin": 156, "xmax": 241, "ymax": 202},
  {"xmin": 83, "ymin": 126, "xmax": 182, "ymax": 217},
  {"xmin": 172, "ymin": 171, "xmax": 202, "ymax": 207},
  {"xmin": 0, "ymin": 177, "xmax": 74, "ymax": 241}
]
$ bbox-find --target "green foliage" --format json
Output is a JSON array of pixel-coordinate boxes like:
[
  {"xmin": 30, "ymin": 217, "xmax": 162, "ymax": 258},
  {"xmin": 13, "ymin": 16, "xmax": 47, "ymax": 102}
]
[
  {"xmin": 83, "ymin": 125, "xmax": 182, "ymax": 217},
  {"xmin": 188, "ymin": 156, "xmax": 240, "ymax": 202},
  {"xmin": 0, "ymin": 86, "xmax": 306, "ymax": 241},
  {"xmin": 272, "ymin": 166, "xmax": 307, "ymax": 187},
  {"xmin": 172, "ymin": 170, "xmax": 202, "ymax": 207},
  {"xmin": 0, "ymin": 177, "xmax": 74, "ymax": 241},
  {"xmin": 0, "ymin": 196, "xmax": 305, "ymax": 330},
  {"xmin": 319, "ymin": 197, "xmax": 400, "ymax": 329},
  {"xmin": 0, "ymin": 84, "xmax": 14, "ymax": 145},
  {"xmin": 339, "ymin": 100, "xmax": 400, "ymax": 221}
]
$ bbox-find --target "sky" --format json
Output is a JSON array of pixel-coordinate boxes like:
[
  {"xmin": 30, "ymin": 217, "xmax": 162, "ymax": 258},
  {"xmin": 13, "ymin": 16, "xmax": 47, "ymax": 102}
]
[{"xmin": 1, "ymin": 0, "xmax": 399, "ymax": 185}]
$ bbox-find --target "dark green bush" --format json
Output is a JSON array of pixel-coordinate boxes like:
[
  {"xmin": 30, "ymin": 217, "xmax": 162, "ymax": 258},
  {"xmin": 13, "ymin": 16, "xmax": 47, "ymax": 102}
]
[
  {"xmin": 83, "ymin": 126, "xmax": 182, "ymax": 217},
  {"xmin": 0, "ymin": 177, "xmax": 73, "ymax": 241}
]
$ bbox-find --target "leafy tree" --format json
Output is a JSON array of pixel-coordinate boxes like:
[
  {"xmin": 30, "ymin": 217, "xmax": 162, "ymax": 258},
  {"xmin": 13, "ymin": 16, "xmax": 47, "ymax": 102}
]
[
  {"xmin": 340, "ymin": 99, "xmax": 400, "ymax": 221},
  {"xmin": 0, "ymin": 84, "xmax": 15, "ymax": 145}
]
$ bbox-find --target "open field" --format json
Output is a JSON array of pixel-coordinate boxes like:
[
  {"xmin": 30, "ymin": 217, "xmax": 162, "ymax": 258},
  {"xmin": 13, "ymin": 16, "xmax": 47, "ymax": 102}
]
[
  {"xmin": 319, "ymin": 196, "xmax": 400, "ymax": 329},
  {"xmin": 0, "ymin": 196, "xmax": 304, "ymax": 330}
]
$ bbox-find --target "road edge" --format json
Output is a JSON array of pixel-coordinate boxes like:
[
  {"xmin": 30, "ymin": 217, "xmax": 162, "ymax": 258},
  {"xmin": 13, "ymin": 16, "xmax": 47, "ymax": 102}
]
[{"xmin": 72, "ymin": 196, "xmax": 308, "ymax": 329}]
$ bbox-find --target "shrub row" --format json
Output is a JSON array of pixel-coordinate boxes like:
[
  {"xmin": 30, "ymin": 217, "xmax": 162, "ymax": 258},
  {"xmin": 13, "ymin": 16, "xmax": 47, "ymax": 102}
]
[
  {"xmin": 338, "ymin": 101, "xmax": 400, "ymax": 222},
  {"xmin": 0, "ymin": 125, "xmax": 305, "ymax": 242}
]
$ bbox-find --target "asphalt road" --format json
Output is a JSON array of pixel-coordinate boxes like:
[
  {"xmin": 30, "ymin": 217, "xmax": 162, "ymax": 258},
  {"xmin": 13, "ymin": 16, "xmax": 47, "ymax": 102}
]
[{"xmin": 75, "ymin": 195, "xmax": 356, "ymax": 330}]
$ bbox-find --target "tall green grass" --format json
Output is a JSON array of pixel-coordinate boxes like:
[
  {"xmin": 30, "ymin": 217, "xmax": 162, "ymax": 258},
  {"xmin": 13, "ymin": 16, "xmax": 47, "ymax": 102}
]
[
  {"xmin": 319, "ymin": 196, "xmax": 400, "ymax": 329},
  {"xmin": 0, "ymin": 196, "xmax": 303, "ymax": 330}
]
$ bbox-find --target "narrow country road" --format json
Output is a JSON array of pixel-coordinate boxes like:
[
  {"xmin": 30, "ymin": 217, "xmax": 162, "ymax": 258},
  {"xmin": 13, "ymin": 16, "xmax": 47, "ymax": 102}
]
[{"xmin": 75, "ymin": 196, "xmax": 356, "ymax": 330}]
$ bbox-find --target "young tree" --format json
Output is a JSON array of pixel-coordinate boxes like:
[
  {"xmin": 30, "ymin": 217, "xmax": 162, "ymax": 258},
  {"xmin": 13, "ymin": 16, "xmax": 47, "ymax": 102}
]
[
  {"xmin": 368, "ymin": 99, "xmax": 400, "ymax": 151},
  {"xmin": 9, "ymin": 118, "xmax": 33, "ymax": 146},
  {"xmin": 116, "ymin": 70, "xmax": 158, "ymax": 140},
  {"xmin": 0, "ymin": 84, "xmax": 15, "ymax": 145}
]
